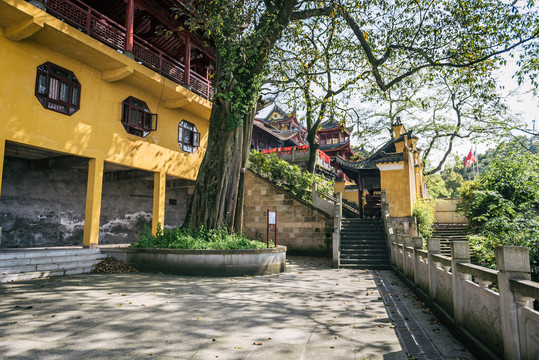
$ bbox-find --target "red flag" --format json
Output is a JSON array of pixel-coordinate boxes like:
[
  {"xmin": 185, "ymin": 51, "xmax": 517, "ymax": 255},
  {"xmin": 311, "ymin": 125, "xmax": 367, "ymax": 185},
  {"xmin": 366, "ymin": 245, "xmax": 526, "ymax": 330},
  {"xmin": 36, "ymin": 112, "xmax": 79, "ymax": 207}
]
[{"xmin": 463, "ymin": 149, "xmax": 476, "ymax": 167}]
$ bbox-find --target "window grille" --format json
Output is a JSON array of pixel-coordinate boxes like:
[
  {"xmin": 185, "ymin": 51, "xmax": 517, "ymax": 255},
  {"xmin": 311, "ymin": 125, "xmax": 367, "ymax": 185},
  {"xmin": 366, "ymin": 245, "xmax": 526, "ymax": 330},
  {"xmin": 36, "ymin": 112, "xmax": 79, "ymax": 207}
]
[
  {"xmin": 35, "ymin": 62, "xmax": 81, "ymax": 115},
  {"xmin": 178, "ymin": 120, "xmax": 200, "ymax": 153},
  {"xmin": 121, "ymin": 96, "xmax": 157, "ymax": 138}
]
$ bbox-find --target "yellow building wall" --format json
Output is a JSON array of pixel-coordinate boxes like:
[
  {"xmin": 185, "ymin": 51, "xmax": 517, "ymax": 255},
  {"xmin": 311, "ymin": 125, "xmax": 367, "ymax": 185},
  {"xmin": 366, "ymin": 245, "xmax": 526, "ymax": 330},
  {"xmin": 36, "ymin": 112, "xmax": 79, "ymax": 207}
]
[
  {"xmin": 0, "ymin": 0, "xmax": 212, "ymax": 244},
  {"xmin": 334, "ymin": 180, "xmax": 359, "ymax": 205},
  {"xmin": 0, "ymin": 1, "xmax": 210, "ymax": 180},
  {"xmin": 379, "ymin": 163, "xmax": 413, "ymax": 217}
]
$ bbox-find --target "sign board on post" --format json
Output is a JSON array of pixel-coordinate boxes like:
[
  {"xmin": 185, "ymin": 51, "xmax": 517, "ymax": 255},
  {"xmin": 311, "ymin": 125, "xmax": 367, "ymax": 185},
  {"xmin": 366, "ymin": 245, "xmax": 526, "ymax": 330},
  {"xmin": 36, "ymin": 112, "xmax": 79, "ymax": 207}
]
[{"xmin": 267, "ymin": 209, "xmax": 277, "ymax": 248}]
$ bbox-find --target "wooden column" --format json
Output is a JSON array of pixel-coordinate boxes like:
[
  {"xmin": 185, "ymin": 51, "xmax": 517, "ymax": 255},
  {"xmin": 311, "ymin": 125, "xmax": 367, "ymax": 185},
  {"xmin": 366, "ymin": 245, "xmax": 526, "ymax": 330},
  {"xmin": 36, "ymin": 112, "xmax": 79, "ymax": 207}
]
[
  {"xmin": 152, "ymin": 171, "xmax": 166, "ymax": 234},
  {"xmin": 83, "ymin": 158, "xmax": 104, "ymax": 248},
  {"xmin": 125, "ymin": 0, "xmax": 135, "ymax": 53},
  {"xmin": 183, "ymin": 34, "xmax": 191, "ymax": 85}
]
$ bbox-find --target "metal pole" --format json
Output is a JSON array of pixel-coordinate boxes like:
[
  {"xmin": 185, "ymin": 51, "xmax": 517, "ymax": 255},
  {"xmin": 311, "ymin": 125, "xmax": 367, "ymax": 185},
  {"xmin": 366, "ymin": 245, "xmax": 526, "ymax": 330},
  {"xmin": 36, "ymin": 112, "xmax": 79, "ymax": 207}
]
[{"xmin": 274, "ymin": 210, "xmax": 277, "ymax": 247}]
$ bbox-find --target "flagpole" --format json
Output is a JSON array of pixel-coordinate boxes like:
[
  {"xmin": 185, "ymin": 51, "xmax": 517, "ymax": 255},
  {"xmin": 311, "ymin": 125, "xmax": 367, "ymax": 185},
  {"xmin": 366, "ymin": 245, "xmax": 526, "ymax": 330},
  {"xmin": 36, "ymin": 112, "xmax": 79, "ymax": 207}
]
[{"xmin": 475, "ymin": 147, "xmax": 479, "ymax": 178}]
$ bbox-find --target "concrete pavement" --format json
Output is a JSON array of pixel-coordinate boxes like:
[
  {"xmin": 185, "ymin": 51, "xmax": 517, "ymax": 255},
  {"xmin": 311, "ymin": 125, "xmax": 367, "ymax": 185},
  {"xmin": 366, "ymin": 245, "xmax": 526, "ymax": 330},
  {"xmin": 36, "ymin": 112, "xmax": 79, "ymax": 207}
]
[{"xmin": 0, "ymin": 256, "xmax": 474, "ymax": 359}]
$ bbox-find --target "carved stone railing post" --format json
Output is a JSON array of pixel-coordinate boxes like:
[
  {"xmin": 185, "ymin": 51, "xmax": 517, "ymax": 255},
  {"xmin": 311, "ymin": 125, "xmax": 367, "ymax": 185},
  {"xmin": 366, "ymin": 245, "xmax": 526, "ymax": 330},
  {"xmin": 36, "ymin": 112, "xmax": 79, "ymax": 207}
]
[
  {"xmin": 332, "ymin": 192, "xmax": 342, "ymax": 268},
  {"xmin": 395, "ymin": 234, "xmax": 403, "ymax": 271},
  {"xmin": 312, "ymin": 182, "xmax": 318, "ymax": 207},
  {"xmin": 496, "ymin": 246, "xmax": 531, "ymax": 360},
  {"xmin": 428, "ymin": 238, "xmax": 441, "ymax": 299},
  {"xmin": 390, "ymin": 233, "xmax": 397, "ymax": 267},
  {"xmin": 413, "ymin": 236, "xmax": 423, "ymax": 285},
  {"xmin": 451, "ymin": 241, "xmax": 471, "ymax": 327},
  {"xmin": 403, "ymin": 235, "xmax": 412, "ymax": 277}
]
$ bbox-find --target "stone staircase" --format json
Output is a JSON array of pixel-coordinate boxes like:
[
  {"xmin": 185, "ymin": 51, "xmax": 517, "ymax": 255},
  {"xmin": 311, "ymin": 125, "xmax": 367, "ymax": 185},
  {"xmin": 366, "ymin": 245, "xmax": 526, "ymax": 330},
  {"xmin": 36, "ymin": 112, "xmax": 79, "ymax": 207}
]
[
  {"xmin": 0, "ymin": 247, "xmax": 106, "ymax": 283},
  {"xmin": 341, "ymin": 199, "xmax": 361, "ymax": 218},
  {"xmin": 431, "ymin": 224, "xmax": 468, "ymax": 256},
  {"xmin": 339, "ymin": 219, "xmax": 390, "ymax": 269}
]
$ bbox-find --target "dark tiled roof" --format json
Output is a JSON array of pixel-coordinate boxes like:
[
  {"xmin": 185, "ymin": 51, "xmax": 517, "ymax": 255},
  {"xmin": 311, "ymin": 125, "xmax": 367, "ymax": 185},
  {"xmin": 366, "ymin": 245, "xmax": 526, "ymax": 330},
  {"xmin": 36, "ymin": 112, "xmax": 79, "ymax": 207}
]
[
  {"xmin": 319, "ymin": 140, "xmax": 351, "ymax": 151},
  {"xmin": 319, "ymin": 118, "xmax": 352, "ymax": 133},
  {"xmin": 253, "ymin": 122, "xmax": 302, "ymax": 144},
  {"xmin": 337, "ymin": 152, "xmax": 403, "ymax": 172}
]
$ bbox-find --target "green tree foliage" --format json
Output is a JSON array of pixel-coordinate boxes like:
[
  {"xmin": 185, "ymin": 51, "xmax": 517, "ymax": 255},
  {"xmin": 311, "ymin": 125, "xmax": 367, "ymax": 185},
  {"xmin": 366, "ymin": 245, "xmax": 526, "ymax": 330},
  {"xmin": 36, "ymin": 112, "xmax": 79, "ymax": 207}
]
[
  {"xmin": 425, "ymin": 174, "xmax": 450, "ymax": 199},
  {"xmin": 176, "ymin": 0, "xmax": 538, "ymax": 231},
  {"xmin": 413, "ymin": 199, "xmax": 436, "ymax": 240},
  {"xmin": 458, "ymin": 145, "xmax": 539, "ymax": 280},
  {"xmin": 248, "ymin": 150, "xmax": 334, "ymax": 203},
  {"xmin": 441, "ymin": 167, "xmax": 465, "ymax": 198},
  {"xmin": 267, "ymin": 12, "xmax": 364, "ymax": 172}
]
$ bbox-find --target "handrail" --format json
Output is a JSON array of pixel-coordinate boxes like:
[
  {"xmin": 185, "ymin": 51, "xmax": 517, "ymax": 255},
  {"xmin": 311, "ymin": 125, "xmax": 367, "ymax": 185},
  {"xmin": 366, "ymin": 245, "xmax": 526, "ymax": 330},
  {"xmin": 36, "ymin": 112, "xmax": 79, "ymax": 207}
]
[
  {"xmin": 510, "ymin": 279, "xmax": 539, "ymax": 300},
  {"xmin": 34, "ymin": 0, "xmax": 212, "ymax": 99},
  {"xmin": 416, "ymin": 249, "xmax": 428, "ymax": 258},
  {"xmin": 431, "ymin": 253, "xmax": 452, "ymax": 267},
  {"xmin": 457, "ymin": 262, "xmax": 498, "ymax": 284}
]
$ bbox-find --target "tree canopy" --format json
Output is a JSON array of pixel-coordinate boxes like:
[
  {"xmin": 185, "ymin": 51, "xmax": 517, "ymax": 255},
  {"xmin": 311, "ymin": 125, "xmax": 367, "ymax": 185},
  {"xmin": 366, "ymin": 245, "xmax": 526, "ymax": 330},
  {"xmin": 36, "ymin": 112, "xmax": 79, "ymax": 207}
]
[
  {"xmin": 458, "ymin": 140, "xmax": 539, "ymax": 280},
  {"xmin": 176, "ymin": 0, "xmax": 538, "ymax": 230}
]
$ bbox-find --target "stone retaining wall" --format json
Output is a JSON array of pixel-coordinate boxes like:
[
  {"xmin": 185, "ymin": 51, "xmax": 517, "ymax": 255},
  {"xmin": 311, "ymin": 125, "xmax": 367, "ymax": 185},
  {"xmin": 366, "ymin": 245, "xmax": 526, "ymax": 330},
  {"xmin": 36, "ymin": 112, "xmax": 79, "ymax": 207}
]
[{"xmin": 243, "ymin": 171, "xmax": 333, "ymax": 256}]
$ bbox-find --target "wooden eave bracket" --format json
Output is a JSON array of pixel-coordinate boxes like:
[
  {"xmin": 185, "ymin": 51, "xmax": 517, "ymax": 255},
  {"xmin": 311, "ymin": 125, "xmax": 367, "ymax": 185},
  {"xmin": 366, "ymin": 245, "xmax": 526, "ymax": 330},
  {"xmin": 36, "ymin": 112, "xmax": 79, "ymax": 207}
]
[
  {"xmin": 102, "ymin": 66, "xmax": 135, "ymax": 82},
  {"xmin": 6, "ymin": 17, "xmax": 44, "ymax": 41}
]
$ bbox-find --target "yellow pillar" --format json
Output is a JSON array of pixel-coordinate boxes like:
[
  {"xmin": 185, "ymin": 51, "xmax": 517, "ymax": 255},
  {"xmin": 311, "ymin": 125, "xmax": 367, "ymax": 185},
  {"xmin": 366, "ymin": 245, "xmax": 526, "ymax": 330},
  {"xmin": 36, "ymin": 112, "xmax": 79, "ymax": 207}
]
[
  {"xmin": 0, "ymin": 138, "xmax": 5, "ymax": 199},
  {"xmin": 83, "ymin": 158, "xmax": 104, "ymax": 248},
  {"xmin": 152, "ymin": 171, "xmax": 166, "ymax": 234}
]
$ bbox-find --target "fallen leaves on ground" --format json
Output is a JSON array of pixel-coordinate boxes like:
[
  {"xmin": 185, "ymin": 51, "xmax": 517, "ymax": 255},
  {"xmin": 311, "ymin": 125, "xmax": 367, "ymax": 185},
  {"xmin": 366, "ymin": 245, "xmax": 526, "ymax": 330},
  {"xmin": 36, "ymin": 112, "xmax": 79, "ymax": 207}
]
[{"xmin": 91, "ymin": 257, "xmax": 138, "ymax": 273}]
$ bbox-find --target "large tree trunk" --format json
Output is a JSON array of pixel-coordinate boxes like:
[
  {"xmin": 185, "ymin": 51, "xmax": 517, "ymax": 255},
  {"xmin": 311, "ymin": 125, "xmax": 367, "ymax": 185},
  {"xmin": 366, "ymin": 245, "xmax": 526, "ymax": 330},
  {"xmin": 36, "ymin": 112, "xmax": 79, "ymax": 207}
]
[
  {"xmin": 307, "ymin": 130, "xmax": 319, "ymax": 173},
  {"xmin": 233, "ymin": 108, "xmax": 256, "ymax": 233},
  {"xmin": 187, "ymin": 99, "xmax": 246, "ymax": 229}
]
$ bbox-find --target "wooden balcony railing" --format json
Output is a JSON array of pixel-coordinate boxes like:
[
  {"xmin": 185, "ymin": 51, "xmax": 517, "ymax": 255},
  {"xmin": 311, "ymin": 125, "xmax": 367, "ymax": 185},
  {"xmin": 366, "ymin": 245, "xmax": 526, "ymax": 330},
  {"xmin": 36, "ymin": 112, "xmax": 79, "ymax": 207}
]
[{"xmin": 34, "ymin": 0, "xmax": 213, "ymax": 100}]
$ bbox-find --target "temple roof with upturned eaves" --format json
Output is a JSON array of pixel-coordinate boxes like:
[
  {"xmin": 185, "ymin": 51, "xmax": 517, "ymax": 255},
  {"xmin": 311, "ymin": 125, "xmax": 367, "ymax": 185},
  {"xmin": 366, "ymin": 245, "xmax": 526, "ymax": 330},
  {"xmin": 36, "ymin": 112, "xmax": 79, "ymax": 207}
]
[
  {"xmin": 319, "ymin": 117, "xmax": 353, "ymax": 134},
  {"xmin": 320, "ymin": 140, "xmax": 352, "ymax": 152}
]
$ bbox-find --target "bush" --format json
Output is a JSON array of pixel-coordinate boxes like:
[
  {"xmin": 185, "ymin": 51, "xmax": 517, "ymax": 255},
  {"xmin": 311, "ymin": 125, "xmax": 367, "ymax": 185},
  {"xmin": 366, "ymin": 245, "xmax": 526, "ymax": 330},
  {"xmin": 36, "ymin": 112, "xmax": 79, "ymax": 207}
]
[
  {"xmin": 132, "ymin": 224, "xmax": 273, "ymax": 250},
  {"xmin": 413, "ymin": 199, "xmax": 436, "ymax": 240},
  {"xmin": 458, "ymin": 147, "xmax": 539, "ymax": 281},
  {"xmin": 248, "ymin": 150, "xmax": 334, "ymax": 203}
]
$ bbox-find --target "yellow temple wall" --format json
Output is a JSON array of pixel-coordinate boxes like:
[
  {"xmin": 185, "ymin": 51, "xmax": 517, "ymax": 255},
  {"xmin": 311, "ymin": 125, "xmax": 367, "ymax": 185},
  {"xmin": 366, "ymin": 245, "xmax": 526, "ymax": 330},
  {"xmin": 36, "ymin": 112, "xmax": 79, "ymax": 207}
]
[
  {"xmin": 333, "ymin": 180, "xmax": 359, "ymax": 205},
  {"xmin": 0, "ymin": 0, "xmax": 212, "ymax": 245},
  {"xmin": 378, "ymin": 162, "xmax": 413, "ymax": 217},
  {"xmin": 0, "ymin": 25, "xmax": 209, "ymax": 179}
]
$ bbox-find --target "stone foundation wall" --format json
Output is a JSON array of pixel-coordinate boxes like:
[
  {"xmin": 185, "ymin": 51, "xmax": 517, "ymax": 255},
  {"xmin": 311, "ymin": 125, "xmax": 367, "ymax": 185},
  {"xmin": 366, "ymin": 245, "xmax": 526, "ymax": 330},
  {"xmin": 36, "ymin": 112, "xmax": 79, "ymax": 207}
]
[
  {"xmin": 243, "ymin": 171, "xmax": 333, "ymax": 255},
  {"xmin": 0, "ymin": 157, "xmax": 190, "ymax": 247}
]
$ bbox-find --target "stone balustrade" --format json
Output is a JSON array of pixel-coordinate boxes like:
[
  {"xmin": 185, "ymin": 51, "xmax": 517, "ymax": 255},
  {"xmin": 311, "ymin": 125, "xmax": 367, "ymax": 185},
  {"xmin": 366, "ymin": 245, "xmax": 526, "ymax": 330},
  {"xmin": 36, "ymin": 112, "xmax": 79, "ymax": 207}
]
[{"xmin": 380, "ymin": 191, "xmax": 539, "ymax": 360}]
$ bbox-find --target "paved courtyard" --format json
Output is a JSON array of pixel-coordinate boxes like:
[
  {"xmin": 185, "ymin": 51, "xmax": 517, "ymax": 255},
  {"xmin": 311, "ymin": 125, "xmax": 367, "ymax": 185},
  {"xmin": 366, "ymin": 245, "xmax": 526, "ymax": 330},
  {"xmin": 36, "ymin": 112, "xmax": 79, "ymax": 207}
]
[{"xmin": 0, "ymin": 257, "xmax": 473, "ymax": 360}]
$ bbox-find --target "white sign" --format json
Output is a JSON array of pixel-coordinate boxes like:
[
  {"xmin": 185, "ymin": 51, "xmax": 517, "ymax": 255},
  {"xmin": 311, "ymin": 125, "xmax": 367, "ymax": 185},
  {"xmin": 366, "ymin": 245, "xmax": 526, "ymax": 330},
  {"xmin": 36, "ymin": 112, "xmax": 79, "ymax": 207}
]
[{"xmin": 268, "ymin": 211, "xmax": 276, "ymax": 225}]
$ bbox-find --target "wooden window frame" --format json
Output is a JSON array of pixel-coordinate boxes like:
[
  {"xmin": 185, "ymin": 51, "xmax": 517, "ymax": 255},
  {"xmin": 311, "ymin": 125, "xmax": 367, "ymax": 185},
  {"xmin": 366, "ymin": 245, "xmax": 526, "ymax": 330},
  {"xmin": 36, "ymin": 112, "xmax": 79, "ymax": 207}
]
[
  {"xmin": 178, "ymin": 120, "xmax": 200, "ymax": 153},
  {"xmin": 121, "ymin": 96, "xmax": 158, "ymax": 138},
  {"xmin": 35, "ymin": 62, "xmax": 81, "ymax": 116}
]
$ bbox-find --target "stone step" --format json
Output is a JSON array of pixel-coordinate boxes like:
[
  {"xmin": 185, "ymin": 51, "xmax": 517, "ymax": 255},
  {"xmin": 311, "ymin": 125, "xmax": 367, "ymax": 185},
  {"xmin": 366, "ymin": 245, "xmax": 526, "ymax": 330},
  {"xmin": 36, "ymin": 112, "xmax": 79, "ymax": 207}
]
[
  {"xmin": 341, "ymin": 240, "xmax": 386, "ymax": 245},
  {"xmin": 0, "ymin": 253, "xmax": 106, "ymax": 267},
  {"xmin": 0, "ymin": 259, "xmax": 102, "ymax": 275},
  {"xmin": 0, "ymin": 266, "xmax": 95, "ymax": 283},
  {"xmin": 342, "ymin": 219, "xmax": 383, "ymax": 224},
  {"xmin": 340, "ymin": 264, "xmax": 391, "ymax": 270},
  {"xmin": 0, "ymin": 248, "xmax": 101, "ymax": 260},
  {"xmin": 340, "ymin": 244, "xmax": 387, "ymax": 250},
  {"xmin": 0, "ymin": 248, "xmax": 105, "ymax": 282},
  {"xmin": 341, "ymin": 234, "xmax": 384, "ymax": 239},
  {"xmin": 339, "ymin": 259, "xmax": 391, "ymax": 269},
  {"xmin": 341, "ymin": 253, "xmax": 388, "ymax": 260}
]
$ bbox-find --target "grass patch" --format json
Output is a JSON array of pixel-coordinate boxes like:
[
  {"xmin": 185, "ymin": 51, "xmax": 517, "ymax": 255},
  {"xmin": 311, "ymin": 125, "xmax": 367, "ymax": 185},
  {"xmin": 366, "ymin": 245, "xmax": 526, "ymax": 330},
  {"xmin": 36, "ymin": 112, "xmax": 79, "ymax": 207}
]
[{"xmin": 131, "ymin": 224, "xmax": 273, "ymax": 250}]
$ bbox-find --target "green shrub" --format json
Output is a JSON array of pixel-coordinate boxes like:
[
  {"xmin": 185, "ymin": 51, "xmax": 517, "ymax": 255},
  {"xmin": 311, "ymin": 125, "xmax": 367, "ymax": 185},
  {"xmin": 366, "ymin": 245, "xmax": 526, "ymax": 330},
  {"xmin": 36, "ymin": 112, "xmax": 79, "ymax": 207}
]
[
  {"xmin": 248, "ymin": 150, "xmax": 334, "ymax": 203},
  {"xmin": 413, "ymin": 199, "xmax": 436, "ymax": 240},
  {"xmin": 132, "ymin": 224, "xmax": 273, "ymax": 250},
  {"xmin": 458, "ymin": 147, "xmax": 539, "ymax": 281}
]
